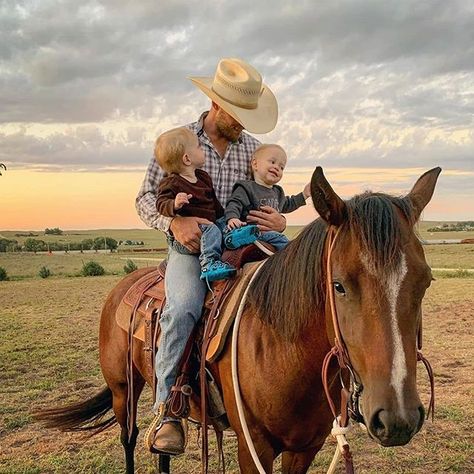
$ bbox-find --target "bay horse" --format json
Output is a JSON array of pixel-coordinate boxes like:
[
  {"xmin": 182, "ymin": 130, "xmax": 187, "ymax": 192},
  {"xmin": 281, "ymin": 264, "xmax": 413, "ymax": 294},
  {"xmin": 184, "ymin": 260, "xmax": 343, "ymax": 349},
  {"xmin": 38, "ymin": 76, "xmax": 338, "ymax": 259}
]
[{"xmin": 36, "ymin": 166, "xmax": 440, "ymax": 473}]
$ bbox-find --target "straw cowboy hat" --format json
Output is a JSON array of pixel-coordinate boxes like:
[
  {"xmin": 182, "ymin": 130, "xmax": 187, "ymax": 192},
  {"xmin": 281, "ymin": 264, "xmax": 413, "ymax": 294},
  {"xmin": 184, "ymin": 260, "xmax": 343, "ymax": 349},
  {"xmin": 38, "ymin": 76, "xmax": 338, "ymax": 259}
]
[{"xmin": 189, "ymin": 58, "xmax": 278, "ymax": 134}]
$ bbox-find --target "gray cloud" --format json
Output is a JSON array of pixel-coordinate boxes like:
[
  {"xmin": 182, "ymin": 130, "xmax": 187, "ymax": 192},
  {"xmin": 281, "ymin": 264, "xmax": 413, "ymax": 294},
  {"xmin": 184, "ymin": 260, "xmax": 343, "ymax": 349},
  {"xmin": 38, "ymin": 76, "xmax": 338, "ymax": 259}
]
[{"xmin": 0, "ymin": 0, "xmax": 473, "ymax": 190}]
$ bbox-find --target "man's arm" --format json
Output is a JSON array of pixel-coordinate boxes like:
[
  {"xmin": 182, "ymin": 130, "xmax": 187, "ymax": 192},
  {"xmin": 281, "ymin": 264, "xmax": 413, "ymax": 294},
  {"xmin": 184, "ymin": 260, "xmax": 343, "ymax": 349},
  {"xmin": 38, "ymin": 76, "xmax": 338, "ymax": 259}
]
[{"xmin": 135, "ymin": 157, "xmax": 173, "ymax": 232}]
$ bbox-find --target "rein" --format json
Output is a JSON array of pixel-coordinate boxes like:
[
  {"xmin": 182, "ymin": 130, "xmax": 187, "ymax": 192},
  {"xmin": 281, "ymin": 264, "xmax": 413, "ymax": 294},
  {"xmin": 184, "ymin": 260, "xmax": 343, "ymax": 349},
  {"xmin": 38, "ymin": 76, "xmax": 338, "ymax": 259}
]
[{"xmin": 321, "ymin": 225, "xmax": 435, "ymax": 474}]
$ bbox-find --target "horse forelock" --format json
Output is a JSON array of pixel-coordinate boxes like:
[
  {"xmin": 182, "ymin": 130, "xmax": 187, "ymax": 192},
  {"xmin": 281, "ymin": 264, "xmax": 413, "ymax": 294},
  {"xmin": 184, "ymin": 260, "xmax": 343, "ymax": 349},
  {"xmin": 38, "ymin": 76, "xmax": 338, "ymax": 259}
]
[
  {"xmin": 247, "ymin": 191, "xmax": 417, "ymax": 341},
  {"xmin": 347, "ymin": 192, "xmax": 416, "ymax": 273}
]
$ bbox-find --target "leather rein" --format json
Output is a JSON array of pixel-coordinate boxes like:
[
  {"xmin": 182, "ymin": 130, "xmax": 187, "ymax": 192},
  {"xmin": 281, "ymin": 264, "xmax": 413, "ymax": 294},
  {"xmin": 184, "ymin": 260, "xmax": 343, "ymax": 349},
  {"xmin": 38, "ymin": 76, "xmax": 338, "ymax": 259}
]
[{"xmin": 321, "ymin": 225, "xmax": 435, "ymax": 473}]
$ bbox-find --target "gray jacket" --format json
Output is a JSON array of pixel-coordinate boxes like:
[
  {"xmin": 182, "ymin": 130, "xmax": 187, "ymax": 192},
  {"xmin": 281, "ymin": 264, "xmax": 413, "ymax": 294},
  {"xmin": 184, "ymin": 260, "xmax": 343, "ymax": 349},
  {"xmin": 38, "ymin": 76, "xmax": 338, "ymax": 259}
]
[{"xmin": 224, "ymin": 180, "xmax": 306, "ymax": 222}]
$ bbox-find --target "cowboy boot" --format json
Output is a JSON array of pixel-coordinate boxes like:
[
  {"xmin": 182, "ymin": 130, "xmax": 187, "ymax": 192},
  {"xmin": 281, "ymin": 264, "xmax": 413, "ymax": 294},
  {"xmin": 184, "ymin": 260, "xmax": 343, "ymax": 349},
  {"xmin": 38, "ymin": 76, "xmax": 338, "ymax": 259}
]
[{"xmin": 145, "ymin": 403, "xmax": 185, "ymax": 455}]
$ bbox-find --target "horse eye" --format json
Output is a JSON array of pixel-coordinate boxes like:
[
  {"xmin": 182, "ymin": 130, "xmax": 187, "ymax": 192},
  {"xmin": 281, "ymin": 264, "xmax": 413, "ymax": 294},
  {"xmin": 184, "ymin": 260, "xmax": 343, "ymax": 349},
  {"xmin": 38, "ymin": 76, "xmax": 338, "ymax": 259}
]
[{"xmin": 333, "ymin": 282, "xmax": 346, "ymax": 295}]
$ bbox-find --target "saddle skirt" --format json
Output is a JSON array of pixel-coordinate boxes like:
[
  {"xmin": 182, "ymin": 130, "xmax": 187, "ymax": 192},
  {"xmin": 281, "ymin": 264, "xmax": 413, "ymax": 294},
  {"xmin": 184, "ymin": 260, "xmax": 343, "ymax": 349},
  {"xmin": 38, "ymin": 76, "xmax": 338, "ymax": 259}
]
[{"xmin": 115, "ymin": 244, "xmax": 269, "ymax": 362}]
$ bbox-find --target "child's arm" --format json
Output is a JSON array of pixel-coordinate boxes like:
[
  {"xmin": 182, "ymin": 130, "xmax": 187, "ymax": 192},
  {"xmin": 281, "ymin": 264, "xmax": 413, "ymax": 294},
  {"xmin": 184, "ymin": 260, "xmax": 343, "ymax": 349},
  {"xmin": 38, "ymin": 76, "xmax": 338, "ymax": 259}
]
[
  {"xmin": 156, "ymin": 179, "xmax": 181, "ymax": 217},
  {"xmin": 225, "ymin": 186, "xmax": 250, "ymax": 227},
  {"xmin": 279, "ymin": 183, "xmax": 310, "ymax": 214}
]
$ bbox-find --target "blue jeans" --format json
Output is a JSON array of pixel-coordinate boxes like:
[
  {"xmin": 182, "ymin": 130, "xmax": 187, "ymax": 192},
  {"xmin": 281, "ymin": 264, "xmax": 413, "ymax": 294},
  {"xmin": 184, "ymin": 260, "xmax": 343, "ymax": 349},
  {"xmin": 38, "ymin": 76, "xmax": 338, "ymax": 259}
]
[
  {"xmin": 153, "ymin": 245, "xmax": 207, "ymax": 410},
  {"xmin": 259, "ymin": 231, "xmax": 289, "ymax": 251}
]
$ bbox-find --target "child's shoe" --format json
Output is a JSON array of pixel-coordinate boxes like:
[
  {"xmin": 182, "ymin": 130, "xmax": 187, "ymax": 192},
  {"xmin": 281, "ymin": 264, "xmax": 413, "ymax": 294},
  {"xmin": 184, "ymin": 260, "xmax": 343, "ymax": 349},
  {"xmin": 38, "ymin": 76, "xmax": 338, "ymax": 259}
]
[
  {"xmin": 200, "ymin": 260, "xmax": 237, "ymax": 282},
  {"xmin": 224, "ymin": 225, "xmax": 260, "ymax": 249}
]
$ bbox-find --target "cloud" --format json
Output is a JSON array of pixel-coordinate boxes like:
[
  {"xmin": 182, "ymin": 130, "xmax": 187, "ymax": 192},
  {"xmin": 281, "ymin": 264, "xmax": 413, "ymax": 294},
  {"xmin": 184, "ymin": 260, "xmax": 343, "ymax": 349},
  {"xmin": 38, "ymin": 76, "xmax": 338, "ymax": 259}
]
[{"xmin": 0, "ymin": 0, "xmax": 472, "ymax": 219}]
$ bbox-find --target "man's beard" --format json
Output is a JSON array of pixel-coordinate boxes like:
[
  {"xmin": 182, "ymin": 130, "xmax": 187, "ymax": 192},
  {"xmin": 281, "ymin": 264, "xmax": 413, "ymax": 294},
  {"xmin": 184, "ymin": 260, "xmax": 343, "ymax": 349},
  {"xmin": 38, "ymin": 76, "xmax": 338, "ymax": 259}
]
[{"xmin": 216, "ymin": 116, "xmax": 242, "ymax": 142}]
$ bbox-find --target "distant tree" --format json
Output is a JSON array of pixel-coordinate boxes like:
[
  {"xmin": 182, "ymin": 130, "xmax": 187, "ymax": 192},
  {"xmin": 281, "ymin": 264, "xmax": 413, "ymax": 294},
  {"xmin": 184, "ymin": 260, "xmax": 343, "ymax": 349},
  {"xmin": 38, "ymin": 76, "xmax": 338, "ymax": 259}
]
[
  {"xmin": 0, "ymin": 238, "xmax": 18, "ymax": 252},
  {"xmin": 92, "ymin": 237, "xmax": 118, "ymax": 251},
  {"xmin": 24, "ymin": 238, "xmax": 46, "ymax": 253},
  {"xmin": 45, "ymin": 227, "xmax": 63, "ymax": 235},
  {"xmin": 81, "ymin": 239, "xmax": 94, "ymax": 250}
]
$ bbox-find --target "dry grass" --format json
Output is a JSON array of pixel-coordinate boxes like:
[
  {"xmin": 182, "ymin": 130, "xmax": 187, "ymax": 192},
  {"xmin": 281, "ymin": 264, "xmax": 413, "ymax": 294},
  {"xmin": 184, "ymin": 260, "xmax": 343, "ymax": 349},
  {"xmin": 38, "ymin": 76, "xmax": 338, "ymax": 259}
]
[{"xmin": 0, "ymin": 271, "xmax": 473, "ymax": 473}]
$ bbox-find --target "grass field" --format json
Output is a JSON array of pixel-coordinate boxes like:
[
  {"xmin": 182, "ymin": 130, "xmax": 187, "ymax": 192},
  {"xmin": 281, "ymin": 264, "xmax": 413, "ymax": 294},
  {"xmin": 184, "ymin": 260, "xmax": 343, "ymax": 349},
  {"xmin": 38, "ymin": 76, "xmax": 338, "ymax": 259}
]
[{"xmin": 1, "ymin": 234, "xmax": 473, "ymax": 473}]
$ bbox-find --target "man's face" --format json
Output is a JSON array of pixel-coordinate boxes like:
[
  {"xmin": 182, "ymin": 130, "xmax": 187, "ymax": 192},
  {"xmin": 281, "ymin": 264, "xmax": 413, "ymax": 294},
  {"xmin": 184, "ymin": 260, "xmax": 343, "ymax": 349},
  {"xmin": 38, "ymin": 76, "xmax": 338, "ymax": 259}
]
[{"xmin": 215, "ymin": 108, "xmax": 244, "ymax": 142}]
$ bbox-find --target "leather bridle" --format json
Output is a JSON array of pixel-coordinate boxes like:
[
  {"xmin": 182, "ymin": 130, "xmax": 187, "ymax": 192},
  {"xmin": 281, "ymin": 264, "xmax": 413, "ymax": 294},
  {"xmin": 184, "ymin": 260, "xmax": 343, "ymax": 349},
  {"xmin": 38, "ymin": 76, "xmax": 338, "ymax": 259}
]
[{"xmin": 321, "ymin": 225, "xmax": 435, "ymax": 473}]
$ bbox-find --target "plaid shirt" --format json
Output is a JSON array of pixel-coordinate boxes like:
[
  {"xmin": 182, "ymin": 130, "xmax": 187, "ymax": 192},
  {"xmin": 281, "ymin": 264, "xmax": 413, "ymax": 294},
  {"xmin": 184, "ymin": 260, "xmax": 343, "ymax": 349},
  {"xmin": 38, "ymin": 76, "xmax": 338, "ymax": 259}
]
[{"xmin": 136, "ymin": 112, "xmax": 261, "ymax": 232}]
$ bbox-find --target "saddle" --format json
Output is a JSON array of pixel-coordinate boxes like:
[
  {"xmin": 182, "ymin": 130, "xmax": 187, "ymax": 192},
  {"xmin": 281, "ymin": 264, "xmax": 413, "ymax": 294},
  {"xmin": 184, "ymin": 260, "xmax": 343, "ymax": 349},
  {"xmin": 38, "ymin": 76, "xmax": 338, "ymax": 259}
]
[{"xmin": 116, "ymin": 244, "xmax": 269, "ymax": 359}]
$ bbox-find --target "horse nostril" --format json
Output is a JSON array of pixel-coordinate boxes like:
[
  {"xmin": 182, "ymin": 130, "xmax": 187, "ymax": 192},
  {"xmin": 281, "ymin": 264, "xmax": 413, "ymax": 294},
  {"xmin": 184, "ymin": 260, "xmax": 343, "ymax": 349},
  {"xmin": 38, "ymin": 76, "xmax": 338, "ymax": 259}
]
[{"xmin": 370, "ymin": 409, "xmax": 386, "ymax": 437}]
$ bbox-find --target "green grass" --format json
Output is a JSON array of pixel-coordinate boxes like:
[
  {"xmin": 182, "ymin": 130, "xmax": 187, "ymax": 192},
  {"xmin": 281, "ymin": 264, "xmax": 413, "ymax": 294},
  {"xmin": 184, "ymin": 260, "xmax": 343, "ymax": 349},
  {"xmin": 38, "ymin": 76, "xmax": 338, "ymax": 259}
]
[{"xmin": 0, "ymin": 275, "xmax": 473, "ymax": 473}]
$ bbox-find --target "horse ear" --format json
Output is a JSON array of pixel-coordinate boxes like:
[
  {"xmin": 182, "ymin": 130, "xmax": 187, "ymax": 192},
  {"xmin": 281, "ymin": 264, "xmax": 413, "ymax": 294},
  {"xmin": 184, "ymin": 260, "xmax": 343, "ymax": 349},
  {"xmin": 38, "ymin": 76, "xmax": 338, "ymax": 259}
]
[
  {"xmin": 310, "ymin": 166, "xmax": 346, "ymax": 225},
  {"xmin": 407, "ymin": 167, "xmax": 442, "ymax": 220}
]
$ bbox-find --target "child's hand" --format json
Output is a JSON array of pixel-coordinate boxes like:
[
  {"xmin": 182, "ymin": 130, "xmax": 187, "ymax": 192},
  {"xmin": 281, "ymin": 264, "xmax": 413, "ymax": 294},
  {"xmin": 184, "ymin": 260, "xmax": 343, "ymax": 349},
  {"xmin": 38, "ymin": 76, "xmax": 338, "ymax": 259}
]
[
  {"xmin": 174, "ymin": 193, "xmax": 192, "ymax": 210},
  {"xmin": 303, "ymin": 182, "xmax": 311, "ymax": 199},
  {"xmin": 227, "ymin": 218, "xmax": 245, "ymax": 230}
]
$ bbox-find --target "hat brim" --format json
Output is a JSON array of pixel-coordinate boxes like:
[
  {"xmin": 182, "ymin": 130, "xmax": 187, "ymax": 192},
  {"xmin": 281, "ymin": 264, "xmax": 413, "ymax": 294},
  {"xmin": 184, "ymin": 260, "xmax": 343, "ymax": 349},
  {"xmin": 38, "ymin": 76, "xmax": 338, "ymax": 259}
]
[{"xmin": 188, "ymin": 76, "xmax": 278, "ymax": 134}]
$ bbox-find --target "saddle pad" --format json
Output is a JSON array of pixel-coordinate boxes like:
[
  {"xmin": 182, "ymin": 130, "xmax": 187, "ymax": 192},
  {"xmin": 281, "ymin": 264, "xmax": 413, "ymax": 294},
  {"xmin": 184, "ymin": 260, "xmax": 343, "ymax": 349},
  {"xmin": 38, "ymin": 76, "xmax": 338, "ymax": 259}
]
[
  {"xmin": 206, "ymin": 261, "xmax": 262, "ymax": 362},
  {"xmin": 115, "ymin": 260, "xmax": 264, "ymax": 359}
]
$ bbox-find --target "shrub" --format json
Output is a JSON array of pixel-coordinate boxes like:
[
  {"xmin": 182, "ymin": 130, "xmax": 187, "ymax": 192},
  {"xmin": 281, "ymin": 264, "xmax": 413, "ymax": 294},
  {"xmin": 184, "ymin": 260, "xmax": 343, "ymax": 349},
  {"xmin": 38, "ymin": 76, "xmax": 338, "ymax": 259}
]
[
  {"xmin": 81, "ymin": 261, "xmax": 105, "ymax": 277},
  {"xmin": 123, "ymin": 259, "xmax": 138, "ymax": 274},
  {"xmin": 38, "ymin": 266, "xmax": 51, "ymax": 279},
  {"xmin": 0, "ymin": 267, "xmax": 8, "ymax": 281}
]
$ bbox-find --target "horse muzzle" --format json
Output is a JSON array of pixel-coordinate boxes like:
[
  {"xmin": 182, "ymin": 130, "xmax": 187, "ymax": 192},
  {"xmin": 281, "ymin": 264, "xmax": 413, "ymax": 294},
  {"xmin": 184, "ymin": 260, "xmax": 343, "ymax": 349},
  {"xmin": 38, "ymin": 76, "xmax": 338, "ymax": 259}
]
[{"xmin": 368, "ymin": 404, "xmax": 425, "ymax": 446}]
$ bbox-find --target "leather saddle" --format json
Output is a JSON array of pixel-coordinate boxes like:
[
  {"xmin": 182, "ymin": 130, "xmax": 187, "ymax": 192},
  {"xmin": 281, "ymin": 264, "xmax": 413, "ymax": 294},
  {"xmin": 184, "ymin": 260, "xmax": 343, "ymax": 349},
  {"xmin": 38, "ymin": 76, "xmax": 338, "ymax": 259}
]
[{"xmin": 115, "ymin": 243, "xmax": 271, "ymax": 362}]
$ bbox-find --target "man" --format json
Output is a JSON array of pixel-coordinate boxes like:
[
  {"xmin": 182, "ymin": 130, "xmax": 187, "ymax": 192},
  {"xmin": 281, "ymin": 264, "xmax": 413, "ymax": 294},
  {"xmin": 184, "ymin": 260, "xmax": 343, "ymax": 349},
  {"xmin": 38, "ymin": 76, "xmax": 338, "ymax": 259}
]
[{"xmin": 136, "ymin": 57, "xmax": 284, "ymax": 455}]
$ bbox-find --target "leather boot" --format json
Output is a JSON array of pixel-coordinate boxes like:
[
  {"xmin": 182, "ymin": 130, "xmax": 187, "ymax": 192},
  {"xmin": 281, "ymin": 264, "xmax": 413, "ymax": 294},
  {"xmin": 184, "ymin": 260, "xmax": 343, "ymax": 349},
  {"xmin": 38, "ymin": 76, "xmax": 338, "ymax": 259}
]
[{"xmin": 145, "ymin": 411, "xmax": 185, "ymax": 455}]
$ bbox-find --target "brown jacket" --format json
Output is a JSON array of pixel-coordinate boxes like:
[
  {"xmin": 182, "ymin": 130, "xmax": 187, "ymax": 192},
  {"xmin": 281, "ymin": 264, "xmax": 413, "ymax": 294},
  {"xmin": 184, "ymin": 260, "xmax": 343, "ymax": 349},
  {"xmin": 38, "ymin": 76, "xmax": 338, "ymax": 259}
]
[{"xmin": 156, "ymin": 169, "xmax": 224, "ymax": 222}]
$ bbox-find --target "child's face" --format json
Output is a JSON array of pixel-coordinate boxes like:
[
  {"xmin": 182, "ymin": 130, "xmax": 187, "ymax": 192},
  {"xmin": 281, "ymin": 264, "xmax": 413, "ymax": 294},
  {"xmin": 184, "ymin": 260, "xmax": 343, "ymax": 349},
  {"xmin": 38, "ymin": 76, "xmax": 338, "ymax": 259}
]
[
  {"xmin": 184, "ymin": 134, "xmax": 205, "ymax": 169},
  {"xmin": 252, "ymin": 147, "xmax": 287, "ymax": 186}
]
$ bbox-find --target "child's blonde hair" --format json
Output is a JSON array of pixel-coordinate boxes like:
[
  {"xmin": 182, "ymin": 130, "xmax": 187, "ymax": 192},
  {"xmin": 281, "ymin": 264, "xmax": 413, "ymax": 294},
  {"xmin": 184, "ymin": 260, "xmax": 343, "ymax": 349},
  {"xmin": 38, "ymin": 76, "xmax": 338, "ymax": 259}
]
[
  {"xmin": 154, "ymin": 127, "xmax": 196, "ymax": 174},
  {"xmin": 252, "ymin": 143, "xmax": 286, "ymax": 161}
]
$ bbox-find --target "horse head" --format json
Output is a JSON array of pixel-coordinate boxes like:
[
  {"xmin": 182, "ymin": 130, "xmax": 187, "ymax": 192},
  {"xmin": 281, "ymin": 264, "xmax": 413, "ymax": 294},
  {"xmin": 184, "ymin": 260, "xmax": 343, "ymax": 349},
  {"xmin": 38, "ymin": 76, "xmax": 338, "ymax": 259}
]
[{"xmin": 311, "ymin": 166, "xmax": 441, "ymax": 447}]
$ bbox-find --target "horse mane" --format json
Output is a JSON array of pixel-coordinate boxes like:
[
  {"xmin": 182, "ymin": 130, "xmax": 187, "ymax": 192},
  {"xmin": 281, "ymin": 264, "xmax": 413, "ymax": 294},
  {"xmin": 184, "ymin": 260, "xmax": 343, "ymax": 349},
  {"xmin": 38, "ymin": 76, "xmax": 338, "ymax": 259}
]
[{"xmin": 247, "ymin": 192, "xmax": 416, "ymax": 341}]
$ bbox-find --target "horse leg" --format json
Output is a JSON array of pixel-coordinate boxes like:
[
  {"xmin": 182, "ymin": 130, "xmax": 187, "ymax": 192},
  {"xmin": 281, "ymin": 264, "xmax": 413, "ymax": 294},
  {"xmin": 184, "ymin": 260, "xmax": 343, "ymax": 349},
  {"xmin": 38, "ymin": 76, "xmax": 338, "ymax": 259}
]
[
  {"xmin": 280, "ymin": 444, "xmax": 323, "ymax": 474},
  {"xmin": 110, "ymin": 378, "xmax": 145, "ymax": 474},
  {"xmin": 155, "ymin": 454, "xmax": 171, "ymax": 473},
  {"xmin": 237, "ymin": 435, "xmax": 275, "ymax": 474}
]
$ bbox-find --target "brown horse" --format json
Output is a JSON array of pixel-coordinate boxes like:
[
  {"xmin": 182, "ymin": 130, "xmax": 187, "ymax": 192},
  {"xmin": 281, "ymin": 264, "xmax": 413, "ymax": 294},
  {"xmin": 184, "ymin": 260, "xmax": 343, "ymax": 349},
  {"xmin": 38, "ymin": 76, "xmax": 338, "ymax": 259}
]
[{"xmin": 36, "ymin": 166, "xmax": 440, "ymax": 473}]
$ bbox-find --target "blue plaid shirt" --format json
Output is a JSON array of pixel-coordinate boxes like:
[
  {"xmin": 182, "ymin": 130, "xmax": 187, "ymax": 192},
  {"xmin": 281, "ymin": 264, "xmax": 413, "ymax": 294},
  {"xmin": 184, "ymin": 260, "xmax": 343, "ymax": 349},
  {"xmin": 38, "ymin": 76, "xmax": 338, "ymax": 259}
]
[{"xmin": 136, "ymin": 112, "xmax": 261, "ymax": 232}]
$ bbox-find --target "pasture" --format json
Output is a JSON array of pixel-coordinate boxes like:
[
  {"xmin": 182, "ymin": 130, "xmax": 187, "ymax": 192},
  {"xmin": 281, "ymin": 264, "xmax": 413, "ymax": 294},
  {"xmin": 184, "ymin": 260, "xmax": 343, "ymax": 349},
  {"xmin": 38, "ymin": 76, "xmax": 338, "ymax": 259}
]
[{"xmin": 0, "ymin": 228, "xmax": 473, "ymax": 473}]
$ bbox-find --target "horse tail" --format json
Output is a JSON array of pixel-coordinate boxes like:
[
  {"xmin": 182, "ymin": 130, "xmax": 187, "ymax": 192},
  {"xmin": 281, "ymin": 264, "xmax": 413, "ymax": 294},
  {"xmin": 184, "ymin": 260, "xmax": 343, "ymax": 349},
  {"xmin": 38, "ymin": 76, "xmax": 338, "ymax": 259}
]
[{"xmin": 34, "ymin": 386, "xmax": 116, "ymax": 435}]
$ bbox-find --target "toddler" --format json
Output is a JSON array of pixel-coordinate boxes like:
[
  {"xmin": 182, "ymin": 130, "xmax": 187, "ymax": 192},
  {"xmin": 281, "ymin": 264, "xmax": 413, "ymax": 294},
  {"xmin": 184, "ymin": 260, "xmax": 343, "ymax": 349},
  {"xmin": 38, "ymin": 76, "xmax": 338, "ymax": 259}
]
[
  {"xmin": 224, "ymin": 144, "xmax": 310, "ymax": 250},
  {"xmin": 155, "ymin": 127, "xmax": 236, "ymax": 281}
]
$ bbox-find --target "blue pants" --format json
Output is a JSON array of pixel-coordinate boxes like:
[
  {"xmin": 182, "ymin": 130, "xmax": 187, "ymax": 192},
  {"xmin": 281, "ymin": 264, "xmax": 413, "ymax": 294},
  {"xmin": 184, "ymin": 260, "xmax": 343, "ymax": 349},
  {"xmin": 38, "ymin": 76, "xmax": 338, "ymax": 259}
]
[
  {"xmin": 153, "ymin": 219, "xmax": 226, "ymax": 409},
  {"xmin": 259, "ymin": 231, "xmax": 289, "ymax": 251}
]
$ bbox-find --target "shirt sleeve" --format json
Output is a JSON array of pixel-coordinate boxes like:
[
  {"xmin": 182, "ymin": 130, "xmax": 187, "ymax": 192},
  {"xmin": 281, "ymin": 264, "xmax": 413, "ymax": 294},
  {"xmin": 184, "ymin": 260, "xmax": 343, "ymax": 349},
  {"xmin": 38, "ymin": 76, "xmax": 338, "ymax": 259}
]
[
  {"xmin": 156, "ymin": 178, "xmax": 178, "ymax": 218},
  {"xmin": 135, "ymin": 157, "xmax": 173, "ymax": 232},
  {"xmin": 280, "ymin": 188, "xmax": 307, "ymax": 213},
  {"xmin": 224, "ymin": 185, "xmax": 250, "ymax": 221}
]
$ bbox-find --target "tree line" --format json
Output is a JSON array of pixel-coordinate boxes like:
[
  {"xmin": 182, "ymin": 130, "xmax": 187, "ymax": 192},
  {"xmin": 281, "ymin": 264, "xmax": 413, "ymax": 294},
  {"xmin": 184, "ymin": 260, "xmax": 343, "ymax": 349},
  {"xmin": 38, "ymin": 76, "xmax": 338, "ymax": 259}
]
[{"xmin": 0, "ymin": 237, "xmax": 118, "ymax": 253}]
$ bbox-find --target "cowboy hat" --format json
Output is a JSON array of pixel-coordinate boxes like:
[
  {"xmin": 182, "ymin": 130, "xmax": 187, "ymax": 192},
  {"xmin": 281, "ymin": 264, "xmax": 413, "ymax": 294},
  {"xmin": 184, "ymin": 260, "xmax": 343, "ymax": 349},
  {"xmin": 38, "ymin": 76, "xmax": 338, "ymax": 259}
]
[{"xmin": 189, "ymin": 58, "xmax": 278, "ymax": 134}]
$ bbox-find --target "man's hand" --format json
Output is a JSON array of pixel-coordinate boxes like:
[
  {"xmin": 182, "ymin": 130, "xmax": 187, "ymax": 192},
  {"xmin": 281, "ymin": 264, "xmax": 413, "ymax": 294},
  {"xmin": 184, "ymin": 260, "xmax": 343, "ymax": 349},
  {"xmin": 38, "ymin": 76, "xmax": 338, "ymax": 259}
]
[
  {"xmin": 169, "ymin": 216, "xmax": 212, "ymax": 253},
  {"xmin": 174, "ymin": 193, "xmax": 192, "ymax": 210},
  {"xmin": 227, "ymin": 218, "xmax": 246, "ymax": 230},
  {"xmin": 247, "ymin": 206, "xmax": 286, "ymax": 232}
]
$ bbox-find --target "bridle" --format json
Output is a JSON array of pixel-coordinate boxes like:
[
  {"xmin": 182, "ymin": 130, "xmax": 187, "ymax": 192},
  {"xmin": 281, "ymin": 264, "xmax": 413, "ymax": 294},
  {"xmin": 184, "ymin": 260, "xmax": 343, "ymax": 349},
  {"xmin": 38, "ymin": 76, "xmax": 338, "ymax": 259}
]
[{"xmin": 321, "ymin": 225, "xmax": 435, "ymax": 474}]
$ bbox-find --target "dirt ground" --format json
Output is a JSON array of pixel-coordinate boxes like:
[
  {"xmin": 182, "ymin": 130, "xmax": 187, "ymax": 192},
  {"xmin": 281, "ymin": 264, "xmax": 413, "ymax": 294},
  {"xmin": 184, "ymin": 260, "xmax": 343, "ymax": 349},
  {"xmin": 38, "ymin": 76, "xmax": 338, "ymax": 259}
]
[{"xmin": 0, "ymin": 275, "xmax": 473, "ymax": 473}]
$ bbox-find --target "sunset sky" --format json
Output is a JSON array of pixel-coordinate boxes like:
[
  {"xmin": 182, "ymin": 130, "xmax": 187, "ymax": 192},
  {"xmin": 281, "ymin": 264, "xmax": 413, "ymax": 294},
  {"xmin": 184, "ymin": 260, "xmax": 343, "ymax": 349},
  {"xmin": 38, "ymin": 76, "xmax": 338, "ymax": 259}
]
[{"xmin": 1, "ymin": 1, "xmax": 473, "ymax": 230}]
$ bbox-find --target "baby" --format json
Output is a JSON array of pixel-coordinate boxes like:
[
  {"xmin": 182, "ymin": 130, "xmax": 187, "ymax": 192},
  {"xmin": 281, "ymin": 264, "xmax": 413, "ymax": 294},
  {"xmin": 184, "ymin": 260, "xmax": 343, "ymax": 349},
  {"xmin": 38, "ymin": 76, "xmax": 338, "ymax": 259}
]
[
  {"xmin": 155, "ymin": 127, "xmax": 236, "ymax": 281},
  {"xmin": 224, "ymin": 144, "xmax": 310, "ymax": 250}
]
